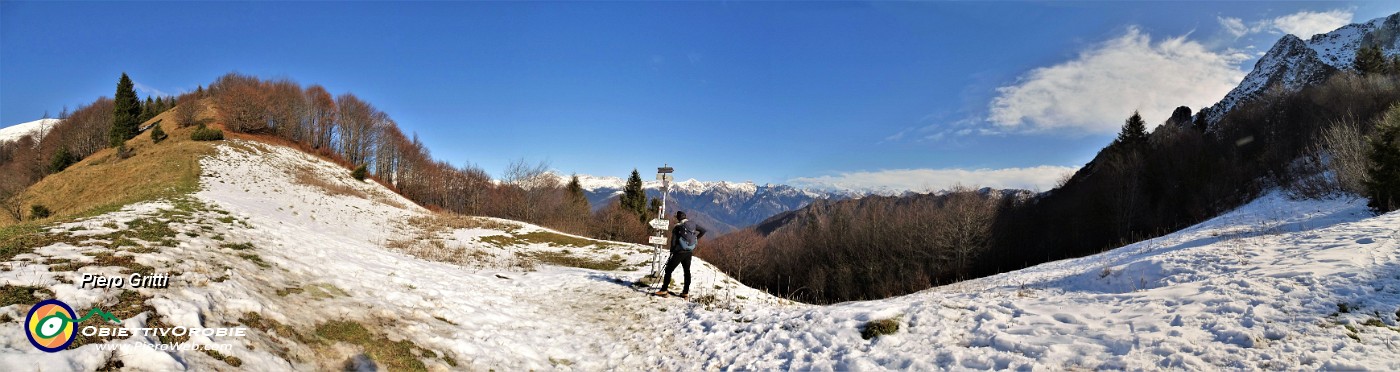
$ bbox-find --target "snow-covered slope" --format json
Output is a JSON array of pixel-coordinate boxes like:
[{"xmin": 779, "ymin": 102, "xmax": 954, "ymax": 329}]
[
  {"xmin": 1203, "ymin": 13, "xmax": 1400, "ymax": 125},
  {"xmin": 0, "ymin": 140, "xmax": 783, "ymax": 370},
  {"xmin": 0, "ymin": 118, "xmax": 60, "ymax": 144},
  {"xmin": 3, "ymin": 138, "xmax": 1398, "ymax": 370}
]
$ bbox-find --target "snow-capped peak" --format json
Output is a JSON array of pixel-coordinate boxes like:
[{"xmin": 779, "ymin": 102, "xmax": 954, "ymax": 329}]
[
  {"xmin": 1202, "ymin": 13, "xmax": 1400, "ymax": 126},
  {"xmin": 1307, "ymin": 15, "xmax": 1397, "ymax": 68},
  {"xmin": 0, "ymin": 118, "xmax": 61, "ymax": 144}
]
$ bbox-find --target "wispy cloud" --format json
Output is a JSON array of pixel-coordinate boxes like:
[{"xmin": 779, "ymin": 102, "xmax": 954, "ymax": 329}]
[
  {"xmin": 132, "ymin": 81, "xmax": 170, "ymax": 98},
  {"xmin": 789, "ymin": 165, "xmax": 1078, "ymax": 193},
  {"xmin": 1216, "ymin": 9, "xmax": 1354, "ymax": 39},
  {"xmin": 1218, "ymin": 16, "xmax": 1251, "ymax": 38},
  {"xmin": 986, "ymin": 27, "xmax": 1247, "ymax": 135}
]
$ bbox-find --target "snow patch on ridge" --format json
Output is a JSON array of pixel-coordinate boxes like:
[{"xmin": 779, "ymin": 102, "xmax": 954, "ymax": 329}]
[{"xmin": 0, "ymin": 118, "xmax": 61, "ymax": 143}]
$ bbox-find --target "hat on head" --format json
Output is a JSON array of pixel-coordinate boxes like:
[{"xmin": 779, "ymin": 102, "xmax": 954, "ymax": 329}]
[{"xmin": 675, "ymin": 211, "xmax": 687, "ymax": 220}]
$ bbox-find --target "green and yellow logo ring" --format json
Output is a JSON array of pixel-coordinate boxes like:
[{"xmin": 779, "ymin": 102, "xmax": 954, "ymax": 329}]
[{"xmin": 26, "ymin": 299, "xmax": 77, "ymax": 352}]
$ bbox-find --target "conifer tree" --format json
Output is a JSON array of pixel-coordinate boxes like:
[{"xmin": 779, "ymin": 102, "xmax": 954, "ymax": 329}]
[
  {"xmin": 1365, "ymin": 106, "xmax": 1400, "ymax": 213},
  {"xmin": 49, "ymin": 148, "xmax": 76, "ymax": 173},
  {"xmin": 566, "ymin": 175, "xmax": 587, "ymax": 206},
  {"xmin": 1355, "ymin": 45, "xmax": 1387, "ymax": 75},
  {"xmin": 1116, "ymin": 111, "xmax": 1149, "ymax": 147},
  {"xmin": 140, "ymin": 96, "xmax": 155, "ymax": 122},
  {"xmin": 565, "ymin": 175, "xmax": 591, "ymax": 223},
  {"xmin": 648, "ymin": 197, "xmax": 662, "ymax": 222},
  {"xmin": 620, "ymin": 169, "xmax": 647, "ymax": 220},
  {"xmin": 150, "ymin": 123, "xmax": 167, "ymax": 143},
  {"xmin": 110, "ymin": 73, "xmax": 141, "ymax": 147}
]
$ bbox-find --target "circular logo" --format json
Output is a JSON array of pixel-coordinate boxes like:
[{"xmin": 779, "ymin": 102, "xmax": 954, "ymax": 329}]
[{"xmin": 25, "ymin": 299, "xmax": 77, "ymax": 352}]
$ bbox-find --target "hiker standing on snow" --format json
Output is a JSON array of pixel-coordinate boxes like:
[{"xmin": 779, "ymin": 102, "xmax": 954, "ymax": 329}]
[{"xmin": 656, "ymin": 211, "xmax": 707, "ymax": 299}]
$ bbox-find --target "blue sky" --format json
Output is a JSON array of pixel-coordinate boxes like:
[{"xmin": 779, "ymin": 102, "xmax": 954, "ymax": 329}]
[{"xmin": 2, "ymin": 1, "xmax": 1395, "ymax": 191}]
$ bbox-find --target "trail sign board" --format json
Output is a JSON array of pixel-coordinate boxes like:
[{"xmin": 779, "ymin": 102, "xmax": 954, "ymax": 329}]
[
  {"xmin": 648, "ymin": 236, "xmax": 668, "ymax": 245},
  {"xmin": 649, "ymin": 218, "xmax": 670, "ymax": 230}
]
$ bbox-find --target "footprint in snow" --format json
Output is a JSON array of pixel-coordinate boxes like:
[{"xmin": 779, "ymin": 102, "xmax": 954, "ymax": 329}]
[
  {"xmin": 1052, "ymin": 313, "xmax": 1083, "ymax": 324},
  {"xmin": 1356, "ymin": 237, "xmax": 1376, "ymax": 244}
]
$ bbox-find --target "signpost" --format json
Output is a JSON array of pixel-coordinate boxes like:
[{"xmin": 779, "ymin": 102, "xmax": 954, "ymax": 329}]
[{"xmin": 649, "ymin": 164, "xmax": 674, "ymax": 285}]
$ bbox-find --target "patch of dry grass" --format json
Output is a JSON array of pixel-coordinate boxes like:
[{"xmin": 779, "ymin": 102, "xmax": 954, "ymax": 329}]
[
  {"xmin": 0, "ymin": 285, "xmax": 54, "ymax": 307},
  {"xmin": 293, "ymin": 166, "xmax": 367, "ymax": 199},
  {"xmin": 480, "ymin": 230, "xmax": 617, "ymax": 249},
  {"xmin": 384, "ymin": 213, "xmax": 515, "ymax": 267},
  {"xmin": 530, "ymin": 250, "xmax": 625, "ymax": 271},
  {"xmin": 408, "ymin": 214, "xmax": 516, "ymax": 234},
  {"xmin": 313, "ymin": 319, "xmax": 440, "ymax": 372}
]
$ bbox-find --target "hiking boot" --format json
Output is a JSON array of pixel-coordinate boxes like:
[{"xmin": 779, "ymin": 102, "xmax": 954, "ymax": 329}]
[
  {"xmin": 679, "ymin": 293, "xmax": 689, "ymax": 300},
  {"xmin": 653, "ymin": 290, "xmax": 669, "ymax": 297}
]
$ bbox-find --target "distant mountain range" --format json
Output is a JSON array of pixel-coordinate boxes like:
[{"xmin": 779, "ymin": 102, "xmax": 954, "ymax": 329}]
[{"xmin": 560, "ymin": 174, "xmax": 863, "ymax": 234}]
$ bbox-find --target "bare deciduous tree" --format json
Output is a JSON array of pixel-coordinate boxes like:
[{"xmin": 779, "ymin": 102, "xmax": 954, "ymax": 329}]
[{"xmin": 1319, "ymin": 118, "xmax": 1371, "ymax": 196}]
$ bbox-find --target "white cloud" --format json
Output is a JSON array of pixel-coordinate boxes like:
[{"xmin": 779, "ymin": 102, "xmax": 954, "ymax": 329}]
[
  {"xmin": 1270, "ymin": 9, "xmax": 1352, "ymax": 38},
  {"xmin": 133, "ymin": 82, "xmax": 170, "ymax": 98},
  {"xmin": 1216, "ymin": 9, "xmax": 1353, "ymax": 39},
  {"xmin": 1218, "ymin": 16, "xmax": 1250, "ymax": 38},
  {"xmin": 789, "ymin": 165, "xmax": 1079, "ymax": 193},
  {"xmin": 987, "ymin": 27, "xmax": 1246, "ymax": 134}
]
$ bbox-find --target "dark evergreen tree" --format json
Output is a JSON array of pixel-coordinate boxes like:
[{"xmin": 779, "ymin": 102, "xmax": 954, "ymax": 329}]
[
  {"xmin": 150, "ymin": 123, "xmax": 167, "ymax": 143},
  {"xmin": 1355, "ymin": 45, "xmax": 1387, "ymax": 75},
  {"xmin": 352, "ymin": 164, "xmax": 368, "ymax": 181},
  {"xmin": 566, "ymin": 175, "xmax": 587, "ymax": 206},
  {"xmin": 140, "ymin": 96, "xmax": 155, "ymax": 122},
  {"xmin": 1115, "ymin": 111, "xmax": 1149, "ymax": 147},
  {"xmin": 49, "ymin": 148, "xmax": 76, "ymax": 173},
  {"xmin": 648, "ymin": 197, "xmax": 662, "ymax": 221},
  {"xmin": 565, "ymin": 175, "xmax": 591, "ymax": 224},
  {"xmin": 110, "ymin": 73, "xmax": 141, "ymax": 147},
  {"xmin": 620, "ymin": 169, "xmax": 647, "ymax": 220},
  {"xmin": 1365, "ymin": 107, "xmax": 1400, "ymax": 213}
]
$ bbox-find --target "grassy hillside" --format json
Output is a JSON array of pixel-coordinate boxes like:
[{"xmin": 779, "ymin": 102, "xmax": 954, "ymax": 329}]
[{"xmin": 2, "ymin": 102, "xmax": 218, "ymax": 226}]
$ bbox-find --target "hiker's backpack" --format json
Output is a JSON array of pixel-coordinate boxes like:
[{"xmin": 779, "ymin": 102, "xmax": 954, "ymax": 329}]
[{"xmin": 676, "ymin": 223, "xmax": 698, "ymax": 251}]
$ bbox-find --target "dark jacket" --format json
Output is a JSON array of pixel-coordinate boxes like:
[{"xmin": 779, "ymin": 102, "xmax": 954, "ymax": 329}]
[{"xmin": 670, "ymin": 219, "xmax": 708, "ymax": 251}]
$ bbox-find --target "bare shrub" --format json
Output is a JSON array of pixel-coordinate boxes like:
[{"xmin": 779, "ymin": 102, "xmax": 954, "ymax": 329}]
[
  {"xmin": 1284, "ymin": 153, "xmax": 1339, "ymax": 199},
  {"xmin": 173, "ymin": 95, "xmax": 200, "ymax": 128},
  {"xmin": 1318, "ymin": 118, "xmax": 1371, "ymax": 196},
  {"xmin": 590, "ymin": 202, "xmax": 647, "ymax": 243}
]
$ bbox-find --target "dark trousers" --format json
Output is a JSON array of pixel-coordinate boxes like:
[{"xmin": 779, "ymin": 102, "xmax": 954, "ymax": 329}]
[{"xmin": 661, "ymin": 250, "xmax": 693, "ymax": 294}]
